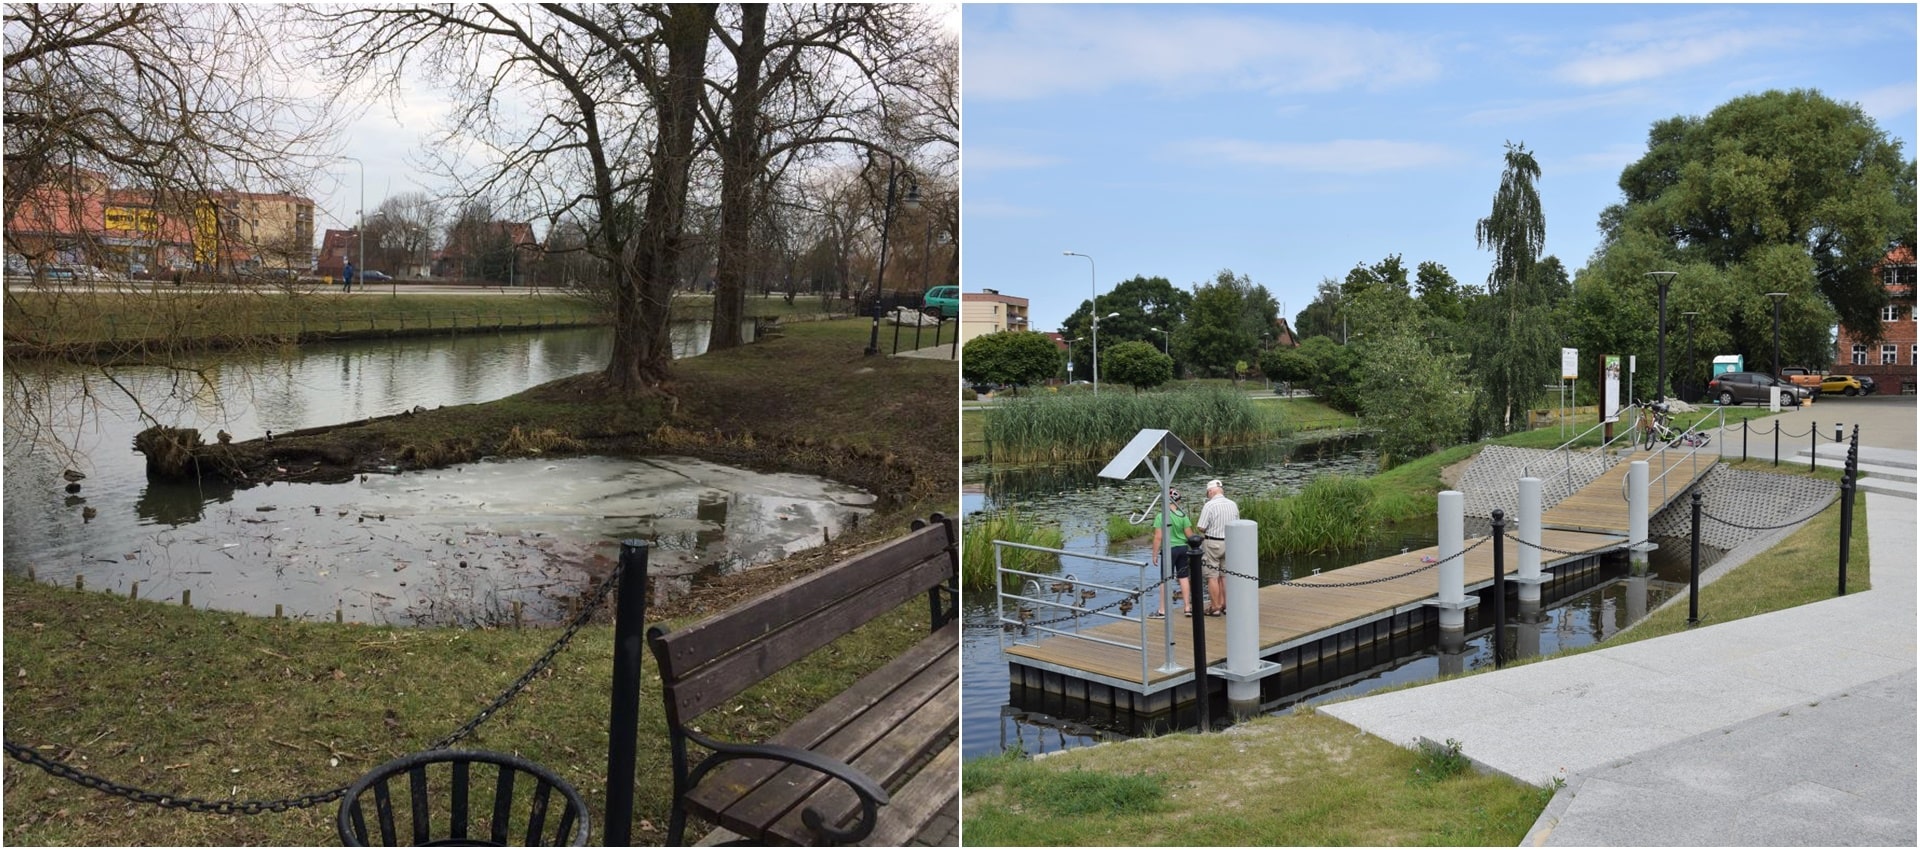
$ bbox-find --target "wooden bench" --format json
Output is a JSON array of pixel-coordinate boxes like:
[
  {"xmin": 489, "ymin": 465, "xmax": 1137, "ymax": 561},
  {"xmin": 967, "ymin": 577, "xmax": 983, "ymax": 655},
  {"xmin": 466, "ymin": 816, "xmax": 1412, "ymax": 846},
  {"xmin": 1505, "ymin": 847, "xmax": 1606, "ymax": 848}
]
[{"xmin": 648, "ymin": 514, "xmax": 959, "ymax": 846}]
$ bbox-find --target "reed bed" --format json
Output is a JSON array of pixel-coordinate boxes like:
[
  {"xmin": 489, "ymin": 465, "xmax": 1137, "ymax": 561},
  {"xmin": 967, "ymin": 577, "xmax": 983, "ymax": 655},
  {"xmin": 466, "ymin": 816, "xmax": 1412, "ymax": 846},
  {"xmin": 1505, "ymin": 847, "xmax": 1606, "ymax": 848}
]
[
  {"xmin": 1105, "ymin": 513, "xmax": 1152, "ymax": 543},
  {"xmin": 982, "ymin": 386, "xmax": 1277, "ymax": 464},
  {"xmin": 1243, "ymin": 474, "xmax": 1381, "ymax": 556},
  {"xmin": 961, "ymin": 511, "xmax": 1067, "ymax": 589}
]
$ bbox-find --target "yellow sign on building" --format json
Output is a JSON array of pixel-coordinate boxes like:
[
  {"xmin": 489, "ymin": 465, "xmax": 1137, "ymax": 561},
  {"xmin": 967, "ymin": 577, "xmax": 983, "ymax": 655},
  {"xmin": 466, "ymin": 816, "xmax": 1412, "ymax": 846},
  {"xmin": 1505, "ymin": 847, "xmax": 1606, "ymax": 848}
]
[{"xmin": 104, "ymin": 205, "xmax": 158, "ymax": 233}]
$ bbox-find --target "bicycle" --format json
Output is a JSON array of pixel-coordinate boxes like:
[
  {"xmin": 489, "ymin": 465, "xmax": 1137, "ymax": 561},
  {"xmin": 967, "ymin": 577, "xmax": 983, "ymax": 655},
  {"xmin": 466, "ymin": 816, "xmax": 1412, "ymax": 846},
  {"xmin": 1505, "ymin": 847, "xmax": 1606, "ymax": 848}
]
[{"xmin": 1637, "ymin": 399, "xmax": 1709, "ymax": 450}]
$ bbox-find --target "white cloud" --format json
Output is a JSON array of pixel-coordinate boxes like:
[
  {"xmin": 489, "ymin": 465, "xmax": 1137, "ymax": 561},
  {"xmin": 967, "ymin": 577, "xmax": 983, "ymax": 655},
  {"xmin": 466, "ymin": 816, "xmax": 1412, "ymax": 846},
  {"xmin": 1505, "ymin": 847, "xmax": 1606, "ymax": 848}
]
[
  {"xmin": 965, "ymin": 147, "xmax": 1065, "ymax": 174},
  {"xmin": 965, "ymin": 6, "xmax": 1440, "ymax": 102},
  {"xmin": 1554, "ymin": 16, "xmax": 1796, "ymax": 87},
  {"xmin": 1852, "ymin": 82, "xmax": 1918, "ymax": 120},
  {"xmin": 1173, "ymin": 138, "xmax": 1461, "ymax": 174}
]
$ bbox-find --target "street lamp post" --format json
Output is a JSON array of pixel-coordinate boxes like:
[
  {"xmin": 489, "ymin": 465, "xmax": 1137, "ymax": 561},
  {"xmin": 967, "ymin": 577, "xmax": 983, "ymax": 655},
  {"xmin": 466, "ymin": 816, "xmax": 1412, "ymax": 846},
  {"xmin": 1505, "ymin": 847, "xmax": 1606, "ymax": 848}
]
[
  {"xmin": 1645, "ymin": 271, "xmax": 1677, "ymax": 402},
  {"xmin": 1063, "ymin": 251, "xmax": 1099, "ymax": 394},
  {"xmin": 1765, "ymin": 292, "xmax": 1789, "ymax": 376},
  {"xmin": 341, "ymin": 156, "xmax": 364, "ymax": 294},
  {"xmin": 1149, "ymin": 326, "xmax": 1170, "ymax": 354},
  {"xmin": 865, "ymin": 153, "xmax": 918, "ymax": 356},
  {"xmin": 1680, "ymin": 311, "xmax": 1700, "ymax": 402}
]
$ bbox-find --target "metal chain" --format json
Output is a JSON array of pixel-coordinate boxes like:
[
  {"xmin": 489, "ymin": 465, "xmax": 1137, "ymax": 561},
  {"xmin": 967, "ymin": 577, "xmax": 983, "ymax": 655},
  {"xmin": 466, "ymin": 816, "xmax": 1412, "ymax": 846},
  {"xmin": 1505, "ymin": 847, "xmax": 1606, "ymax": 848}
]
[
  {"xmin": 1508, "ymin": 534, "xmax": 1650, "ymax": 558},
  {"xmin": 1260, "ymin": 536, "xmax": 1490, "ymax": 588},
  {"xmin": 1699, "ymin": 505, "xmax": 1830, "ymax": 532},
  {"xmin": 3, "ymin": 566, "xmax": 624, "ymax": 815},
  {"xmin": 1022, "ymin": 575, "xmax": 1172, "ymax": 629}
]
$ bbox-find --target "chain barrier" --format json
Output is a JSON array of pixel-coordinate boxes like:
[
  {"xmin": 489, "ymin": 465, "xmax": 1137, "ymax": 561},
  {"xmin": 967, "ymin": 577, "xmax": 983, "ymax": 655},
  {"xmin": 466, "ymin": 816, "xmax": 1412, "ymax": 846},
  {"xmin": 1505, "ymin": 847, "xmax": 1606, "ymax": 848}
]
[
  {"xmin": 1021, "ymin": 575, "xmax": 1173, "ymax": 629},
  {"xmin": 1699, "ymin": 504, "xmax": 1831, "ymax": 532},
  {"xmin": 1215, "ymin": 536, "xmax": 1492, "ymax": 589},
  {"xmin": 3, "ymin": 565, "xmax": 624, "ymax": 815},
  {"xmin": 1508, "ymin": 534, "xmax": 1650, "ymax": 558}
]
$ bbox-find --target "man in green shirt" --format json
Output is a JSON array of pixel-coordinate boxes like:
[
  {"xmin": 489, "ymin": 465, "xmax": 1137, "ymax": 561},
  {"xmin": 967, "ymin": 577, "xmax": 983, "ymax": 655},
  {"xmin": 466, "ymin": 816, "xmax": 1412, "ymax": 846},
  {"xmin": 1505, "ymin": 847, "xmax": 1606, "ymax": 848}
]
[{"xmin": 1148, "ymin": 489, "xmax": 1193, "ymax": 619}]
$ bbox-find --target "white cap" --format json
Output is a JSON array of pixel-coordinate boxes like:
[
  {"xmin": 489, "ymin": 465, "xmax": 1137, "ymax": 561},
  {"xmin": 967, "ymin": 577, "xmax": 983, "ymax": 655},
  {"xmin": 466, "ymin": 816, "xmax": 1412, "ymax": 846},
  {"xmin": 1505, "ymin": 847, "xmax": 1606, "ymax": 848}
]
[{"xmin": 1206, "ymin": 479, "xmax": 1223, "ymax": 490}]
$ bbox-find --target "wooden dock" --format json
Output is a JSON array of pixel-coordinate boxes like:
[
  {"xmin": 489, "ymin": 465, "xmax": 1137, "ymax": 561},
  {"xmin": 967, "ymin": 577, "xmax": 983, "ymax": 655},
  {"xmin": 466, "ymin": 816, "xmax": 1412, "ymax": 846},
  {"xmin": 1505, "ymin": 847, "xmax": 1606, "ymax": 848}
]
[
  {"xmin": 1003, "ymin": 528, "xmax": 1624, "ymax": 692},
  {"xmin": 1004, "ymin": 446, "xmax": 1718, "ymax": 705},
  {"xmin": 1542, "ymin": 447, "xmax": 1715, "ymax": 535}
]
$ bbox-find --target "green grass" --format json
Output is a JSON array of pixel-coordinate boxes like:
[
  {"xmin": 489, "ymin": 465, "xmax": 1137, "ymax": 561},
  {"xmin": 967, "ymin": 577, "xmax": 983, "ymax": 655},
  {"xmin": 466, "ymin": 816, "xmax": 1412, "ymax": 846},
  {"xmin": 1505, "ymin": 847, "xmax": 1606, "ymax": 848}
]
[
  {"xmin": 981, "ymin": 385, "xmax": 1276, "ymax": 464},
  {"xmin": 962, "ymin": 710, "xmax": 1552, "ymax": 846},
  {"xmin": 1242, "ymin": 475, "xmax": 1382, "ymax": 555},
  {"xmin": 2, "ymin": 579, "xmax": 935, "ymax": 846},
  {"xmin": 962, "ymin": 512, "xmax": 1067, "ymax": 589},
  {"xmin": 1106, "ymin": 513, "xmax": 1153, "ymax": 544}
]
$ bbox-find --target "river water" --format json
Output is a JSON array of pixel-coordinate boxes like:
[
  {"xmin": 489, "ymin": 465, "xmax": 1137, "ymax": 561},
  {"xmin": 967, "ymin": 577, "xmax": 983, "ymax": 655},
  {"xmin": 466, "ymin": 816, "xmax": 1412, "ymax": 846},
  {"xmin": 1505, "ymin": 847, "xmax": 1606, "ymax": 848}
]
[
  {"xmin": 4, "ymin": 323, "xmax": 876, "ymax": 625},
  {"xmin": 960, "ymin": 435, "xmax": 1716, "ymax": 757}
]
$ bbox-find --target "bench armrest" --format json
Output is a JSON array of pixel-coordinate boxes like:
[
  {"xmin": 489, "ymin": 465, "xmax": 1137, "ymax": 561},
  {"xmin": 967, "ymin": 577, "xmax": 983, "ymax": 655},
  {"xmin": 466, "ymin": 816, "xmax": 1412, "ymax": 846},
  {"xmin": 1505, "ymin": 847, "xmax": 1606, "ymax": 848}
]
[{"xmin": 685, "ymin": 729, "xmax": 892, "ymax": 844}]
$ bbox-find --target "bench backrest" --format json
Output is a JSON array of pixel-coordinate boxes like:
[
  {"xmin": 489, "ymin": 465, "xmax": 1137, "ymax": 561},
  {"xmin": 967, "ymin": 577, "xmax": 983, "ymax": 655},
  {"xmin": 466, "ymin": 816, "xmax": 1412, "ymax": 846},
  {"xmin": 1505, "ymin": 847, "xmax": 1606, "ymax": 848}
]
[{"xmin": 649, "ymin": 516, "xmax": 956, "ymax": 727}]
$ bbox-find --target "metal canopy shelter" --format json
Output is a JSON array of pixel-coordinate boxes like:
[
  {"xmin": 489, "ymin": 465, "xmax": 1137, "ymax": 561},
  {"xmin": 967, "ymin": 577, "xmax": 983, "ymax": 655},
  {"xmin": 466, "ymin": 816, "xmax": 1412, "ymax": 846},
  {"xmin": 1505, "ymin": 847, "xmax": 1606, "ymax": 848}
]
[{"xmin": 1099, "ymin": 429, "xmax": 1210, "ymax": 672}]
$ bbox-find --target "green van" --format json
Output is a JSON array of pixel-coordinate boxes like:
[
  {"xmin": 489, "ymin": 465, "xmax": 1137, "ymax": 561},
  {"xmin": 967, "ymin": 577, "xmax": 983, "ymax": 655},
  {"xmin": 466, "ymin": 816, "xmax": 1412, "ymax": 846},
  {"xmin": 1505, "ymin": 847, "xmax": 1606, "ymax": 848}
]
[{"xmin": 923, "ymin": 285, "xmax": 959, "ymax": 318}]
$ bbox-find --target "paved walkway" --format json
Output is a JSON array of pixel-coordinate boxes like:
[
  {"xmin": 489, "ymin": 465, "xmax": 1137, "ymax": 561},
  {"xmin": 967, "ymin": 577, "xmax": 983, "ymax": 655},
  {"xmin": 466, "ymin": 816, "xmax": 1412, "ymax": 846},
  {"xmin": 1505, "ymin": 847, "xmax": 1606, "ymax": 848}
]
[{"xmin": 1322, "ymin": 394, "xmax": 1916, "ymax": 846}]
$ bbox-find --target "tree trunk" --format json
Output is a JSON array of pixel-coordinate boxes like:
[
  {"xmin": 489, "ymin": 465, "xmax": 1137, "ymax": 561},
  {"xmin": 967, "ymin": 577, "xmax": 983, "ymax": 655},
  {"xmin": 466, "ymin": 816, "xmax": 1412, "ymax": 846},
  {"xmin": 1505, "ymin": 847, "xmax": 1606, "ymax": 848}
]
[
  {"xmin": 709, "ymin": 4, "xmax": 766, "ymax": 352},
  {"xmin": 604, "ymin": 3, "xmax": 714, "ymax": 393}
]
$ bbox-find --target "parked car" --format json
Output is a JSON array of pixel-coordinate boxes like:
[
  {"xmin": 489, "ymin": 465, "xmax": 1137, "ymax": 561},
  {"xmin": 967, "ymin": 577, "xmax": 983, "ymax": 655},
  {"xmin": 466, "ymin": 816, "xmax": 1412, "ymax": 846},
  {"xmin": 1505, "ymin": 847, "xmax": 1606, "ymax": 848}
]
[
  {"xmin": 1778, "ymin": 366, "xmax": 1826, "ymax": 396},
  {"xmin": 359, "ymin": 270, "xmax": 393, "ymax": 282},
  {"xmin": 1820, "ymin": 374, "xmax": 1870, "ymax": 396},
  {"xmin": 1707, "ymin": 371, "xmax": 1806, "ymax": 406},
  {"xmin": 922, "ymin": 285, "xmax": 958, "ymax": 319}
]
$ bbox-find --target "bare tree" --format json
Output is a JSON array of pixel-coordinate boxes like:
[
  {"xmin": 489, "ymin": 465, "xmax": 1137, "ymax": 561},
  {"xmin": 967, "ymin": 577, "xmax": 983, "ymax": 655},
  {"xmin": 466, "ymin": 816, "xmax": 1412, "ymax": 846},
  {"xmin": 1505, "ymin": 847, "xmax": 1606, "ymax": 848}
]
[
  {"xmin": 702, "ymin": 4, "xmax": 949, "ymax": 350},
  {"xmin": 319, "ymin": 3, "xmax": 713, "ymax": 393}
]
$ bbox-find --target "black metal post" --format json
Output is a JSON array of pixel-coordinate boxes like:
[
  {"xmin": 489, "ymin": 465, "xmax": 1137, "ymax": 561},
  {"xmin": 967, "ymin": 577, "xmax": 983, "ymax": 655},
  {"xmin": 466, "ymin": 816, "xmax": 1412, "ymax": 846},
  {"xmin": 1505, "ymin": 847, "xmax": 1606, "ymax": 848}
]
[
  {"xmin": 1838, "ymin": 475, "xmax": 1854, "ymax": 597},
  {"xmin": 1742, "ymin": 419, "xmax": 1749, "ymax": 462},
  {"xmin": 890, "ymin": 306, "xmax": 902, "ymax": 354},
  {"xmin": 1654, "ymin": 277, "xmax": 1670, "ymax": 402},
  {"xmin": 1490, "ymin": 509, "xmax": 1507, "ymax": 669},
  {"xmin": 1688, "ymin": 492, "xmax": 1702, "ymax": 626},
  {"xmin": 1773, "ymin": 422, "xmax": 1780, "ymax": 467},
  {"xmin": 1810, "ymin": 422, "xmax": 1818, "ymax": 472},
  {"xmin": 864, "ymin": 303, "xmax": 882, "ymax": 356},
  {"xmin": 1186, "ymin": 534, "xmax": 1210, "ymax": 733},
  {"xmin": 604, "ymin": 540, "xmax": 650, "ymax": 847}
]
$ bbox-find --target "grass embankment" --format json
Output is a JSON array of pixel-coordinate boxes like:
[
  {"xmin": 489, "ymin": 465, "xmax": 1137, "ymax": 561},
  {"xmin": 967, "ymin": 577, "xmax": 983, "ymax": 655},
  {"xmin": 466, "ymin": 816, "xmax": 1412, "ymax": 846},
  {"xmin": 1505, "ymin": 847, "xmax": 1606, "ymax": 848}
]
[
  {"xmin": 963, "ymin": 711, "xmax": 1551, "ymax": 846},
  {"xmin": 1, "ymin": 289, "xmax": 841, "ymax": 354},
  {"xmin": 1, "ymin": 317, "xmax": 958, "ymax": 845},
  {"xmin": 964, "ymin": 424, "xmax": 1872, "ymax": 847}
]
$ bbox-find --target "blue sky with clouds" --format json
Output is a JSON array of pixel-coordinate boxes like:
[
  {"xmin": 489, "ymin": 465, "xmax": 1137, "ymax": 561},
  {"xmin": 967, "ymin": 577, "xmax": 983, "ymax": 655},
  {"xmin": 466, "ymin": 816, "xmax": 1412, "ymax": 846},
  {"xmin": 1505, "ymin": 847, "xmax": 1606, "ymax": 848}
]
[{"xmin": 963, "ymin": 3, "xmax": 1917, "ymax": 334}]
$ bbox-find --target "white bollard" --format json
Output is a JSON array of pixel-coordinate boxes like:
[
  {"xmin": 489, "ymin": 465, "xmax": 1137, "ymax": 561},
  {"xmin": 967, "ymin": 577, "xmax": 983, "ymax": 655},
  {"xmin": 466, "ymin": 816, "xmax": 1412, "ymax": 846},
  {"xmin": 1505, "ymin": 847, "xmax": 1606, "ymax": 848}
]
[
  {"xmin": 1224, "ymin": 519, "xmax": 1260, "ymax": 717},
  {"xmin": 1517, "ymin": 477, "xmax": 1544, "ymax": 603},
  {"xmin": 1769, "ymin": 385, "xmax": 1782, "ymax": 412},
  {"xmin": 1628, "ymin": 460, "xmax": 1651, "ymax": 566},
  {"xmin": 1437, "ymin": 490, "xmax": 1466, "ymax": 632}
]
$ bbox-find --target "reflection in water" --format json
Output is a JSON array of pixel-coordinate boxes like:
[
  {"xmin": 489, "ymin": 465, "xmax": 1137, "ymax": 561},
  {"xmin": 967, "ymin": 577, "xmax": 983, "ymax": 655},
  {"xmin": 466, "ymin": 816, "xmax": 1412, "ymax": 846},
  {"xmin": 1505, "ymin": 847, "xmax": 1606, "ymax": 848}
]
[{"xmin": 3, "ymin": 322, "xmax": 859, "ymax": 627}]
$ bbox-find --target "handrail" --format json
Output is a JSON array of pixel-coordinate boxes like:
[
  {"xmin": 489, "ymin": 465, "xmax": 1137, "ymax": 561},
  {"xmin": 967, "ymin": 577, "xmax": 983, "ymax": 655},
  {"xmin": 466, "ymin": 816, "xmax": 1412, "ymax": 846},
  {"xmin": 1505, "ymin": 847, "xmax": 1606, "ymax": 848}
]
[
  {"xmin": 992, "ymin": 540, "xmax": 1160, "ymax": 687},
  {"xmin": 1621, "ymin": 405, "xmax": 1724, "ymax": 505},
  {"xmin": 1528, "ymin": 402, "xmax": 1645, "ymax": 493}
]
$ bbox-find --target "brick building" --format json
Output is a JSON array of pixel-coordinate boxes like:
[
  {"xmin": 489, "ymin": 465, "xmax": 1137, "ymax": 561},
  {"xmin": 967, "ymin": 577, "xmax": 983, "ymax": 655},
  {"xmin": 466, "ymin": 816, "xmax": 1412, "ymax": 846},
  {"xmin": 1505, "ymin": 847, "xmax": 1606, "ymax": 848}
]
[
  {"xmin": 4, "ymin": 168, "xmax": 313, "ymax": 274},
  {"xmin": 1832, "ymin": 246, "xmax": 1917, "ymax": 393}
]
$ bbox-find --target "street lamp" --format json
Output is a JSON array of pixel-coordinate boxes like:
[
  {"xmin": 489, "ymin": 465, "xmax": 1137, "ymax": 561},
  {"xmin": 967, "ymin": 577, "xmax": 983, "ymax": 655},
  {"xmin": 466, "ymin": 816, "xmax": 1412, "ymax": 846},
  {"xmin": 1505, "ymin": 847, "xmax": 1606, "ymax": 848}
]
[
  {"xmin": 1149, "ymin": 326, "xmax": 1170, "ymax": 354},
  {"xmin": 1063, "ymin": 251, "xmax": 1099, "ymax": 394},
  {"xmin": 1765, "ymin": 292, "xmax": 1789, "ymax": 376},
  {"xmin": 1680, "ymin": 311, "xmax": 1700, "ymax": 402},
  {"xmin": 1645, "ymin": 271, "xmax": 1677, "ymax": 402},
  {"xmin": 866, "ymin": 152, "xmax": 919, "ymax": 356},
  {"xmin": 341, "ymin": 156, "xmax": 364, "ymax": 294}
]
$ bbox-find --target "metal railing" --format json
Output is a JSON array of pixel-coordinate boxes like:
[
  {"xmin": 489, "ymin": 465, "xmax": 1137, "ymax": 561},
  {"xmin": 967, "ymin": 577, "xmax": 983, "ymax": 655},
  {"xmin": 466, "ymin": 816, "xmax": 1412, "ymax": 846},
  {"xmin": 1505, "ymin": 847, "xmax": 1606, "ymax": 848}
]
[
  {"xmin": 993, "ymin": 540, "xmax": 1166, "ymax": 688},
  {"xmin": 1624, "ymin": 405, "xmax": 1726, "ymax": 506},
  {"xmin": 1526, "ymin": 402, "xmax": 1645, "ymax": 496}
]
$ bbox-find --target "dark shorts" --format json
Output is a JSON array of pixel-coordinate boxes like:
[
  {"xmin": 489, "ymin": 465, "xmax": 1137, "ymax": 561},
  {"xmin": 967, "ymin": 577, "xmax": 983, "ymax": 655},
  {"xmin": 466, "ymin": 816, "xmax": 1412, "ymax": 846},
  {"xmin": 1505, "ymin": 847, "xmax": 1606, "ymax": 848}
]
[{"xmin": 1171, "ymin": 548, "xmax": 1191, "ymax": 579}]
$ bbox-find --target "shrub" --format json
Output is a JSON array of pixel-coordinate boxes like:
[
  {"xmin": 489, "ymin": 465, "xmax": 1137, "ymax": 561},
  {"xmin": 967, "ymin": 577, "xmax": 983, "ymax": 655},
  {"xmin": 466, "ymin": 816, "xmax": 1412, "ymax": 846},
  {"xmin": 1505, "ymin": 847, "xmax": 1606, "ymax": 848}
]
[{"xmin": 961, "ymin": 511, "xmax": 1066, "ymax": 589}]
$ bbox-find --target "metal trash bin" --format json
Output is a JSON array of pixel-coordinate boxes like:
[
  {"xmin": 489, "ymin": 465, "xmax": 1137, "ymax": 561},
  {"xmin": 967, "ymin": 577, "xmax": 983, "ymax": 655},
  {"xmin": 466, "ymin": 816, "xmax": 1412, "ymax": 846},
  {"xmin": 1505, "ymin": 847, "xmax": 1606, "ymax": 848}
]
[{"xmin": 337, "ymin": 750, "xmax": 589, "ymax": 847}]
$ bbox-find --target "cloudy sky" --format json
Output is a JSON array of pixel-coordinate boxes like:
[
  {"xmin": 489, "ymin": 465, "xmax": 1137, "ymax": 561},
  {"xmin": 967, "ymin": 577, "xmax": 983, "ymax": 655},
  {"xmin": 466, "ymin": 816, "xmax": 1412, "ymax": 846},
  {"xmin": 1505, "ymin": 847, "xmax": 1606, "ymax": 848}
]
[{"xmin": 962, "ymin": 3, "xmax": 1918, "ymax": 333}]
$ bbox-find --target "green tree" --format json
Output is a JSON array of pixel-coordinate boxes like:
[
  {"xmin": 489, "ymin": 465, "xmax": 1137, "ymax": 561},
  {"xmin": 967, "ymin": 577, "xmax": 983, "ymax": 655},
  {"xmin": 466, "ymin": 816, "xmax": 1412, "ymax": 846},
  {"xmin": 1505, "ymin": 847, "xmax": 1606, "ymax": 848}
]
[
  {"xmin": 1605, "ymin": 88, "xmax": 1914, "ymax": 342},
  {"xmin": 1468, "ymin": 141, "xmax": 1557, "ymax": 434},
  {"xmin": 1293, "ymin": 278, "xmax": 1343, "ymax": 341},
  {"xmin": 962, "ymin": 331, "xmax": 1063, "ymax": 394},
  {"xmin": 1176, "ymin": 269, "xmax": 1278, "ymax": 379},
  {"xmin": 1060, "ymin": 274, "xmax": 1193, "ymax": 380},
  {"xmin": 1102, "ymin": 340, "xmax": 1173, "ymax": 392},
  {"xmin": 1358, "ymin": 331, "xmax": 1472, "ymax": 468},
  {"xmin": 1258, "ymin": 347, "xmax": 1315, "ymax": 389},
  {"xmin": 1292, "ymin": 335, "xmax": 1361, "ymax": 413}
]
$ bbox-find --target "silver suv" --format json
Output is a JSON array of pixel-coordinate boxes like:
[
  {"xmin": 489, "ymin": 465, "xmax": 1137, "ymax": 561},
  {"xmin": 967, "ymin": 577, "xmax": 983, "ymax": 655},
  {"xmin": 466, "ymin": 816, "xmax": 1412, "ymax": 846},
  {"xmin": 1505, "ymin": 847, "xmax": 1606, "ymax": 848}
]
[{"xmin": 1706, "ymin": 371, "xmax": 1807, "ymax": 406}]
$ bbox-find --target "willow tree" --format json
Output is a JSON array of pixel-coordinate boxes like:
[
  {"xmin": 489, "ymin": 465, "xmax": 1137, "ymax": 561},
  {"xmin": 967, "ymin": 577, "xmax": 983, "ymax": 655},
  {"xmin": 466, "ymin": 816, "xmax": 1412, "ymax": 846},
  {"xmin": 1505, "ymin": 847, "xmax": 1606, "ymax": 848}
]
[{"xmin": 1469, "ymin": 141, "xmax": 1558, "ymax": 434}]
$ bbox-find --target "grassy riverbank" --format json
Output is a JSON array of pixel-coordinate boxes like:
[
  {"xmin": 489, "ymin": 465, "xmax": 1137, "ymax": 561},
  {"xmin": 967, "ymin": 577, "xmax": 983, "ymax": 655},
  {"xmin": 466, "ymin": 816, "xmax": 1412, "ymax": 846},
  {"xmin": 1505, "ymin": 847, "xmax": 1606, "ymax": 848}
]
[
  {"xmin": 961, "ymin": 393, "xmax": 1355, "ymax": 463},
  {"xmin": 2, "ymin": 289, "xmax": 846, "ymax": 354},
  {"xmin": 963, "ymin": 423, "xmax": 1868, "ymax": 846},
  {"xmin": 1, "ymin": 316, "xmax": 957, "ymax": 845}
]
